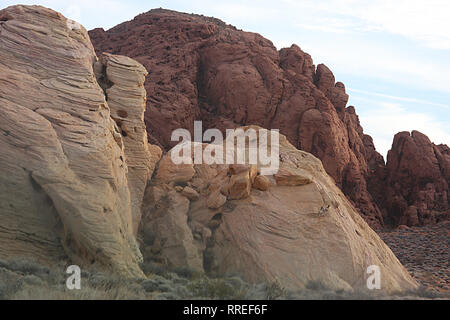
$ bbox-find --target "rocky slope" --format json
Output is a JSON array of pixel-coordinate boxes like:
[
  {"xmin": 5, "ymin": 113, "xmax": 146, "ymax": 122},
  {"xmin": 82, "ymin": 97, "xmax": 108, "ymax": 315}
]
[
  {"xmin": 379, "ymin": 221, "xmax": 450, "ymax": 293},
  {"xmin": 0, "ymin": 5, "xmax": 152, "ymax": 277},
  {"xmin": 140, "ymin": 126, "xmax": 418, "ymax": 292},
  {"xmin": 89, "ymin": 9, "xmax": 385, "ymax": 229}
]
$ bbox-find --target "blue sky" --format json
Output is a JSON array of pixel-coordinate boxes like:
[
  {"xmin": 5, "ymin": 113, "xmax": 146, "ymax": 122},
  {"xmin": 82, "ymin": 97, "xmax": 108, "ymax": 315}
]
[{"xmin": 2, "ymin": 0, "xmax": 449, "ymax": 158}]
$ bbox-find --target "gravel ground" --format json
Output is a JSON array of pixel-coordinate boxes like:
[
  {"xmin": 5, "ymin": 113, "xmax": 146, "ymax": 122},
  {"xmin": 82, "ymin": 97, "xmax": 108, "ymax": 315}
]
[{"xmin": 379, "ymin": 221, "xmax": 450, "ymax": 293}]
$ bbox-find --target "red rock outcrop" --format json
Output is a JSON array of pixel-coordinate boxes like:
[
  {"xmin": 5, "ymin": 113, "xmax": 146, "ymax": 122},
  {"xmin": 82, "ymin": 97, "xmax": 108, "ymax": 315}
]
[
  {"xmin": 382, "ymin": 131, "xmax": 449, "ymax": 226},
  {"xmin": 89, "ymin": 9, "xmax": 384, "ymax": 228}
]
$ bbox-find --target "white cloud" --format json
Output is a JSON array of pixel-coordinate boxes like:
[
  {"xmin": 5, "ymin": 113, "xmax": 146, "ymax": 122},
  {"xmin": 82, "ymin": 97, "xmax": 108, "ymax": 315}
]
[
  {"xmin": 347, "ymin": 88, "xmax": 450, "ymax": 110},
  {"xmin": 1, "ymin": 0, "xmax": 139, "ymax": 29},
  {"xmin": 281, "ymin": 0, "xmax": 450, "ymax": 50},
  {"xmin": 298, "ymin": 35, "xmax": 450, "ymax": 95}
]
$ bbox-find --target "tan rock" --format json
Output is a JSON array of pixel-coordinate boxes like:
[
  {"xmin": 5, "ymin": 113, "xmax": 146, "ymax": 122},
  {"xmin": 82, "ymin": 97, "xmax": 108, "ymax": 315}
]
[
  {"xmin": 182, "ymin": 186, "xmax": 200, "ymax": 201},
  {"xmin": 227, "ymin": 171, "xmax": 252, "ymax": 200},
  {"xmin": 229, "ymin": 164, "xmax": 252, "ymax": 175},
  {"xmin": 148, "ymin": 144, "xmax": 163, "ymax": 177},
  {"xmin": 274, "ymin": 167, "xmax": 313, "ymax": 186},
  {"xmin": 141, "ymin": 188, "xmax": 203, "ymax": 271},
  {"xmin": 141, "ymin": 127, "xmax": 418, "ymax": 293},
  {"xmin": 206, "ymin": 191, "xmax": 227, "ymax": 209},
  {"xmin": 0, "ymin": 5, "xmax": 144, "ymax": 277},
  {"xmin": 249, "ymin": 165, "xmax": 258, "ymax": 183},
  {"xmin": 253, "ymin": 175, "xmax": 270, "ymax": 191},
  {"xmin": 95, "ymin": 53, "xmax": 152, "ymax": 234},
  {"xmin": 154, "ymin": 149, "xmax": 195, "ymax": 184}
]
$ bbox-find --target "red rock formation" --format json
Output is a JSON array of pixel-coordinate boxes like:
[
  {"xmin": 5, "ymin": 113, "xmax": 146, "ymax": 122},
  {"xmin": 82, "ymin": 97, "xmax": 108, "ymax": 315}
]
[
  {"xmin": 88, "ymin": 9, "xmax": 390, "ymax": 229},
  {"xmin": 383, "ymin": 131, "xmax": 449, "ymax": 226}
]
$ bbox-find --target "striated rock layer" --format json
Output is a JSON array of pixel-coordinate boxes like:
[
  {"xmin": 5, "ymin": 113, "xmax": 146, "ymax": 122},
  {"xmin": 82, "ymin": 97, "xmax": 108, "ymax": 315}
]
[
  {"xmin": 89, "ymin": 9, "xmax": 385, "ymax": 228},
  {"xmin": 94, "ymin": 53, "xmax": 152, "ymax": 234},
  {"xmin": 140, "ymin": 126, "xmax": 418, "ymax": 293},
  {"xmin": 0, "ymin": 5, "xmax": 152, "ymax": 277}
]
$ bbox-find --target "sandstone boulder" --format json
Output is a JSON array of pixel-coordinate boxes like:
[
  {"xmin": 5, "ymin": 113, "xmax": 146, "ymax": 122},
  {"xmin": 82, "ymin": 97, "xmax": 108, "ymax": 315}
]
[
  {"xmin": 182, "ymin": 186, "xmax": 200, "ymax": 201},
  {"xmin": 253, "ymin": 175, "xmax": 270, "ymax": 191},
  {"xmin": 140, "ymin": 127, "xmax": 418, "ymax": 293}
]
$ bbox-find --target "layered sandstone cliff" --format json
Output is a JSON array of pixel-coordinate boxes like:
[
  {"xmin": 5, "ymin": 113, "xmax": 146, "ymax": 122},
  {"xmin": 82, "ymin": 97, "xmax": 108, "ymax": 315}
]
[{"xmin": 0, "ymin": 5, "xmax": 151, "ymax": 277}]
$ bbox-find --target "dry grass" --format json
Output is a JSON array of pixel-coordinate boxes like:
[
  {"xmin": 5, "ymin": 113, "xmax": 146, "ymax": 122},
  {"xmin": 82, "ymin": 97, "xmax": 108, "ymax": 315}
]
[{"xmin": 0, "ymin": 257, "xmax": 447, "ymax": 300}]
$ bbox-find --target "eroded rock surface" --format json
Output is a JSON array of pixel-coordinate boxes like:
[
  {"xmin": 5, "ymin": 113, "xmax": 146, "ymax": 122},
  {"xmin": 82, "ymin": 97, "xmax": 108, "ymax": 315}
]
[
  {"xmin": 382, "ymin": 131, "xmax": 449, "ymax": 226},
  {"xmin": 140, "ymin": 127, "xmax": 418, "ymax": 293},
  {"xmin": 94, "ymin": 53, "xmax": 152, "ymax": 234},
  {"xmin": 0, "ymin": 5, "xmax": 149, "ymax": 277}
]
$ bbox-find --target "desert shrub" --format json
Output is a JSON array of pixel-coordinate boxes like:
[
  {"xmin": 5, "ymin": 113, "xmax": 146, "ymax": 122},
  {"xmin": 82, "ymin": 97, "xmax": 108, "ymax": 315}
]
[
  {"xmin": 171, "ymin": 266, "xmax": 203, "ymax": 280},
  {"xmin": 141, "ymin": 261, "xmax": 167, "ymax": 277},
  {"xmin": 241, "ymin": 283, "xmax": 268, "ymax": 300},
  {"xmin": 305, "ymin": 280, "xmax": 328, "ymax": 291},
  {"xmin": 141, "ymin": 275, "xmax": 171, "ymax": 293},
  {"xmin": 1, "ymin": 257, "xmax": 50, "ymax": 276},
  {"xmin": 165, "ymin": 272, "xmax": 189, "ymax": 285},
  {"xmin": 0, "ymin": 279, "xmax": 23, "ymax": 300},
  {"xmin": 265, "ymin": 279, "xmax": 287, "ymax": 300},
  {"xmin": 187, "ymin": 277, "xmax": 248, "ymax": 300}
]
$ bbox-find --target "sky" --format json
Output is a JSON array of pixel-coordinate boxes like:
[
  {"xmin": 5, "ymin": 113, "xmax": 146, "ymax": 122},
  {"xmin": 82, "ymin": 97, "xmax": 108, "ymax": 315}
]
[{"xmin": 2, "ymin": 0, "xmax": 449, "ymax": 158}]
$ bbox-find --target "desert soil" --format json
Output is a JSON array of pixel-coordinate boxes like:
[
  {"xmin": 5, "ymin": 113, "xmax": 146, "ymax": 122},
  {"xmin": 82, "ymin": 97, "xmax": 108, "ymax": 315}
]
[{"xmin": 379, "ymin": 221, "xmax": 450, "ymax": 293}]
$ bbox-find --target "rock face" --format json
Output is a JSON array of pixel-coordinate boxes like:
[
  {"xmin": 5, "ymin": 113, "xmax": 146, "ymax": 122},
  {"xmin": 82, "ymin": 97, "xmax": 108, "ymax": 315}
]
[
  {"xmin": 0, "ymin": 5, "xmax": 151, "ymax": 277},
  {"xmin": 94, "ymin": 53, "xmax": 152, "ymax": 234},
  {"xmin": 140, "ymin": 126, "xmax": 418, "ymax": 293},
  {"xmin": 382, "ymin": 131, "xmax": 449, "ymax": 226},
  {"xmin": 89, "ymin": 9, "xmax": 385, "ymax": 229}
]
